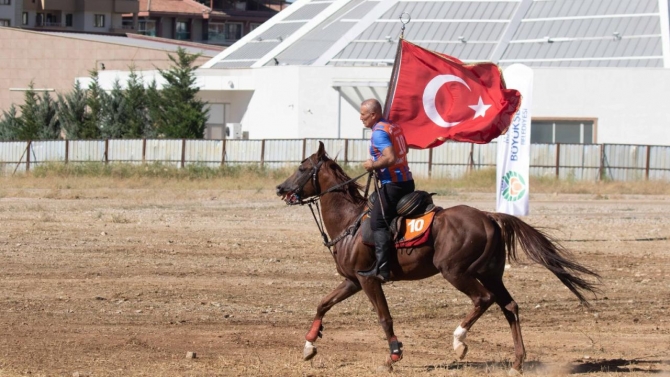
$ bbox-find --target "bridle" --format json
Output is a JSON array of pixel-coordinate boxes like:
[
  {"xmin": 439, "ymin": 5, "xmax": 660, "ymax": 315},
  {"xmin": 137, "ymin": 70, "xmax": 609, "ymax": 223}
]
[
  {"xmin": 290, "ymin": 156, "xmax": 369, "ymax": 206},
  {"xmin": 289, "ymin": 156, "xmax": 371, "ymax": 251}
]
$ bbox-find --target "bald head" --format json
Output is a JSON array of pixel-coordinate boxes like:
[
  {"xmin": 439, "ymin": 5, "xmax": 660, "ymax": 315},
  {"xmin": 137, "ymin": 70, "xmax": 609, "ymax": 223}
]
[
  {"xmin": 359, "ymin": 99, "xmax": 383, "ymax": 129},
  {"xmin": 361, "ymin": 99, "xmax": 382, "ymax": 115}
]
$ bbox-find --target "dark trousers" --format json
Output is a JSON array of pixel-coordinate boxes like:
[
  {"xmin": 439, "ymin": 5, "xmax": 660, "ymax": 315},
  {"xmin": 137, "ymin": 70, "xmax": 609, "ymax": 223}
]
[{"xmin": 370, "ymin": 180, "xmax": 415, "ymax": 231}]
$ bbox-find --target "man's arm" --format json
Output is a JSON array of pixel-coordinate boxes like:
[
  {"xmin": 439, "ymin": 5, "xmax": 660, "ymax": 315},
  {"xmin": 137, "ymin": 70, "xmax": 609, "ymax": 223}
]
[{"xmin": 363, "ymin": 146, "xmax": 396, "ymax": 172}]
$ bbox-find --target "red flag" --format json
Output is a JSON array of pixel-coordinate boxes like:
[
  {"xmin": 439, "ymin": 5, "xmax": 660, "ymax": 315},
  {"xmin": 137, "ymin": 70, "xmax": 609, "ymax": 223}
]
[{"xmin": 385, "ymin": 40, "xmax": 521, "ymax": 149}]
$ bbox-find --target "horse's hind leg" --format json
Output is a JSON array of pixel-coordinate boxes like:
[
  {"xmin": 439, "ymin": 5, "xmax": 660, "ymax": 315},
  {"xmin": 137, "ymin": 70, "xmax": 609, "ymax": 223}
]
[
  {"xmin": 441, "ymin": 273, "xmax": 495, "ymax": 360},
  {"xmin": 480, "ymin": 276, "xmax": 525, "ymax": 374},
  {"xmin": 304, "ymin": 279, "xmax": 361, "ymax": 361}
]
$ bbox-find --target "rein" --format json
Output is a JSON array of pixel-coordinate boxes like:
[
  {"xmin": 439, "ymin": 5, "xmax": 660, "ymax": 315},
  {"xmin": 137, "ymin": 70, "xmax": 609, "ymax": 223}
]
[{"xmin": 294, "ymin": 157, "xmax": 372, "ymax": 252}]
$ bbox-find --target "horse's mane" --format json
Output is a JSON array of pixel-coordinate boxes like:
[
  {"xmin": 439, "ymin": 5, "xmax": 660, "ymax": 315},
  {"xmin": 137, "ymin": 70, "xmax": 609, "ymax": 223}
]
[{"xmin": 323, "ymin": 155, "xmax": 367, "ymax": 206}]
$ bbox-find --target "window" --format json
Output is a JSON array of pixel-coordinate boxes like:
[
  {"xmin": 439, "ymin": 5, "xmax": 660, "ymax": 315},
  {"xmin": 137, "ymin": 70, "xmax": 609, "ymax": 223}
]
[
  {"xmin": 250, "ymin": 22, "xmax": 261, "ymax": 31},
  {"xmin": 22, "ymin": 12, "xmax": 27, "ymax": 25},
  {"xmin": 0, "ymin": 0, "xmax": 10, "ymax": 5},
  {"xmin": 176, "ymin": 21, "xmax": 190, "ymax": 40},
  {"xmin": 208, "ymin": 22, "xmax": 225, "ymax": 42},
  {"xmin": 225, "ymin": 22, "xmax": 243, "ymax": 40},
  {"xmin": 208, "ymin": 22, "xmax": 243, "ymax": 42},
  {"xmin": 0, "ymin": 19, "xmax": 9, "ymax": 27},
  {"xmin": 65, "ymin": 13, "xmax": 72, "ymax": 27},
  {"xmin": 138, "ymin": 19, "xmax": 156, "ymax": 36},
  {"xmin": 94, "ymin": 14, "xmax": 105, "ymax": 27},
  {"xmin": 531, "ymin": 120, "xmax": 595, "ymax": 144}
]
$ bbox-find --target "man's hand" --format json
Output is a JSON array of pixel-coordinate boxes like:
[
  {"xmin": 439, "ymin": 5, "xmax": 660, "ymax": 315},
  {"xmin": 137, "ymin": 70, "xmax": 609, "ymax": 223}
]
[
  {"xmin": 363, "ymin": 159, "xmax": 375, "ymax": 172},
  {"xmin": 364, "ymin": 147, "xmax": 396, "ymax": 172}
]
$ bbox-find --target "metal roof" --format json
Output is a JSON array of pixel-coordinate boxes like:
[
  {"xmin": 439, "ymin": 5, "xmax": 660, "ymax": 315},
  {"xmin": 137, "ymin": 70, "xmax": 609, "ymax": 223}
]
[
  {"xmin": 44, "ymin": 32, "xmax": 221, "ymax": 57},
  {"xmin": 203, "ymin": 0, "xmax": 670, "ymax": 69}
]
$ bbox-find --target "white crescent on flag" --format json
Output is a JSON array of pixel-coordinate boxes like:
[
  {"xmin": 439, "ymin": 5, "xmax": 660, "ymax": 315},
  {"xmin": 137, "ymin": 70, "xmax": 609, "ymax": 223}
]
[{"xmin": 422, "ymin": 75, "xmax": 470, "ymax": 128}]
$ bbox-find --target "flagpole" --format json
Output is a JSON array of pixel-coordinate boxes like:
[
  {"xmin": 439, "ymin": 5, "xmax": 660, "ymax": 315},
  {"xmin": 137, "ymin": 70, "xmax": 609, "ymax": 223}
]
[{"xmin": 383, "ymin": 12, "xmax": 410, "ymax": 118}]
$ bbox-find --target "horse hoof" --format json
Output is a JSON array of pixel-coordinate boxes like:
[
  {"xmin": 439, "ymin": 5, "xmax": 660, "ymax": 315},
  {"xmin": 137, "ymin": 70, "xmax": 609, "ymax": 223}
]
[
  {"xmin": 507, "ymin": 367, "xmax": 522, "ymax": 376},
  {"xmin": 303, "ymin": 344, "xmax": 317, "ymax": 361},
  {"xmin": 455, "ymin": 343, "xmax": 468, "ymax": 359}
]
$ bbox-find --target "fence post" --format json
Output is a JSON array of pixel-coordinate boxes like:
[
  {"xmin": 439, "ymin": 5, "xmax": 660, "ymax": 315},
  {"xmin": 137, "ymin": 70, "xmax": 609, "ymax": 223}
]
[
  {"xmin": 598, "ymin": 144, "xmax": 605, "ymax": 181},
  {"xmin": 302, "ymin": 139, "xmax": 307, "ymax": 160},
  {"xmin": 469, "ymin": 143, "xmax": 475, "ymax": 171},
  {"xmin": 428, "ymin": 148, "xmax": 433, "ymax": 178},
  {"xmin": 26, "ymin": 140, "xmax": 32, "ymax": 172},
  {"xmin": 104, "ymin": 139, "xmax": 109, "ymax": 164},
  {"xmin": 344, "ymin": 139, "xmax": 349, "ymax": 166},
  {"xmin": 221, "ymin": 137, "xmax": 226, "ymax": 167},
  {"xmin": 555, "ymin": 143, "xmax": 560, "ymax": 178},
  {"xmin": 645, "ymin": 145, "xmax": 651, "ymax": 180},
  {"xmin": 142, "ymin": 138, "xmax": 147, "ymax": 164},
  {"xmin": 64, "ymin": 140, "xmax": 69, "ymax": 164},
  {"xmin": 181, "ymin": 139, "xmax": 186, "ymax": 168},
  {"xmin": 260, "ymin": 139, "xmax": 266, "ymax": 168}
]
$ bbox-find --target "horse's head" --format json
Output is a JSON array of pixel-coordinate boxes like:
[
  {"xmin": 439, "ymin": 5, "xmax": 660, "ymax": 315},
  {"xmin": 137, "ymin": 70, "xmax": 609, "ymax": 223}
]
[{"xmin": 276, "ymin": 141, "xmax": 329, "ymax": 205}]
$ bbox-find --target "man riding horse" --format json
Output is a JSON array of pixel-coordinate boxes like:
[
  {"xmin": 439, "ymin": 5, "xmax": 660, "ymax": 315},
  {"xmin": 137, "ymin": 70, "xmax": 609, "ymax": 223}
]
[{"xmin": 358, "ymin": 98, "xmax": 414, "ymax": 283}]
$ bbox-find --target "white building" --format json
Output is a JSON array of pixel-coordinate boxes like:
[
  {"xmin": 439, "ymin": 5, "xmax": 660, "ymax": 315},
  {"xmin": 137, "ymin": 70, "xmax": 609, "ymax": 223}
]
[{"xmin": 91, "ymin": 0, "xmax": 670, "ymax": 146}]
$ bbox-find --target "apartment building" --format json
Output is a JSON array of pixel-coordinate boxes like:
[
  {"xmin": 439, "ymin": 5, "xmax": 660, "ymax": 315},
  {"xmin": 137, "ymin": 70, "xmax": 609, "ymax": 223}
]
[
  {"xmin": 0, "ymin": 0, "xmax": 138, "ymax": 33},
  {"xmin": 124, "ymin": 0, "xmax": 286, "ymax": 46}
]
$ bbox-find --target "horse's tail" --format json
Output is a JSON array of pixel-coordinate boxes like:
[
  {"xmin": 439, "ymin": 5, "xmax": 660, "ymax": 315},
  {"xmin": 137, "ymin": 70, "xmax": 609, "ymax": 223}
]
[{"xmin": 487, "ymin": 212, "xmax": 601, "ymax": 306}]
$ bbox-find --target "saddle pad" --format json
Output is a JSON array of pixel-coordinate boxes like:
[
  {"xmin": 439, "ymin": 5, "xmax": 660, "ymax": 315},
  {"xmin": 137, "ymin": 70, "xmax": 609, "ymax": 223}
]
[
  {"xmin": 362, "ymin": 211, "xmax": 437, "ymax": 249},
  {"xmin": 396, "ymin": 211, "xmax": 436, "ymax": 248}
]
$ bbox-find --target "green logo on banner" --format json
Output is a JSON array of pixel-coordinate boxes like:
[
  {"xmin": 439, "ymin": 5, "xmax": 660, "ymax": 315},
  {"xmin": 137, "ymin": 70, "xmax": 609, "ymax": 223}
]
[{"xmin": 501, "ymin": 171, "xmax": 527, "ymax": 202}]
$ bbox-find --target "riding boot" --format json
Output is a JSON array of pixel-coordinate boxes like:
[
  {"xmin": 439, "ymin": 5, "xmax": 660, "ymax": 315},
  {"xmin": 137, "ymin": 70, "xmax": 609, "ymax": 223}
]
[{"xmin": 358, "ymin": 229, "xmax": 392, "ymax": 282}]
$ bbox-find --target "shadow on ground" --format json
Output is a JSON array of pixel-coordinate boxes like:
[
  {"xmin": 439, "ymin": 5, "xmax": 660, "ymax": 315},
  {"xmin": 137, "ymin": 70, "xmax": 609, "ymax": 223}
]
[{"xmin": 415, "ymin": 359, "xmax": 669, "ymax": 374}]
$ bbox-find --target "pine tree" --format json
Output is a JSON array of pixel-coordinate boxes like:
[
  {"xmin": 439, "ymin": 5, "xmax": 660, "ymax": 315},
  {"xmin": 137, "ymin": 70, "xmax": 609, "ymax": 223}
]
[
  {"xmin": 84, "ymin": 70, "xmax": 104, "ymax": 139},
  {"xmin": 57, "ymin": 81, "xmax": 90, "ymax": 139},
  {"xmin": 154, "ymin": 48, "xmax": 209, "ymax": 138},
  {"xmin": 124, "ymin": 68, "xmax": 148, "ymax": 139},
  {"xmin": 144, "ymin": 80, "xmax": 162, "ymax": 138},
  {"xmin": 99, "ymin": 79, "xmax": 128, "ymax": 139},
  {"xmin": 17, "ymin": 83, "xmax": 41, "ymax": 140},
  {"xmin": 0, "ymin": 105, "xmax": 21, "ymax": 141},
  {"xmin": 36, "ymin": 92, "xmax": 61, "ymax": 140}
]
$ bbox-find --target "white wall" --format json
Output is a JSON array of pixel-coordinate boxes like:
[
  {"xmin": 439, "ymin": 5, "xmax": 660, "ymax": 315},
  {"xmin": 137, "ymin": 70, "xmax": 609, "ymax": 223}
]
[
  {"xmin": 532, "ymin": 68, "xmax": 670, "ymax": 145},
  {"xmin": 84, "ymin": 64, "xmax": 670, "ymax": 146}
]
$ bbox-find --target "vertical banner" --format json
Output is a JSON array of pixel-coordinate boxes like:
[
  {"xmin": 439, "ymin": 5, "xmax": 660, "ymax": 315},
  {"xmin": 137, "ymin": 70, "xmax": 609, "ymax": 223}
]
[{"xmin": 496, "ymin": 64, "xmax": 533, "ymax": 216}]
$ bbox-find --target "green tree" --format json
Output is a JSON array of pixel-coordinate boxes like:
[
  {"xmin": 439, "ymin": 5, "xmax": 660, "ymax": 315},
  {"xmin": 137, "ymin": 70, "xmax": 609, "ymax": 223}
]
[
  {"xmin": 36, "ymin": 91, "xmax": 61, "ymax": 140},
  {"xmin": 144, "ymin": 80, "xmax": 162, "ymax": 138},
  {"xmin": 154, "ymin": 48, "xmax": 208, "ymax": 138},
  {"xmin": 83, "ymin": 70, "xmax": 105, "ymax": 139},
  {"xmin": 17, "ymin": 83, "xmax": 41, "ymax": 140},
  {"xmin": 57, "ymin": 81, "xmax": 90, "ymax": 139},
  {"xmin": 0, "ymin": 105, "xmax": 21, "ymax": 141},
  {"xmin": 99, "ymin": 79, "xmax": 128, "ymax": 139},
  {"xmin": 124, "ymin": 68, "xmax": 148, "ymax": 138}
]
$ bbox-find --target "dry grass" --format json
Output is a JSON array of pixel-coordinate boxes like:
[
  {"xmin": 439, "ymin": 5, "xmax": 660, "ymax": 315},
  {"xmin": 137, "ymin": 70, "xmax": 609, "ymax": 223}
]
[{"xmin": 2, "ymin": 163, "xmax": 668, "ymax": 198}]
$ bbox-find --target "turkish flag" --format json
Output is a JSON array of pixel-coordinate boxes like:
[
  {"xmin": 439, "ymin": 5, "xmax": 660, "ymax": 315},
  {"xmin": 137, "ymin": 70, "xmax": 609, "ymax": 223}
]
[{"xmin": 385, "ymin": 40, "xmax": 521, "ymax": 149}]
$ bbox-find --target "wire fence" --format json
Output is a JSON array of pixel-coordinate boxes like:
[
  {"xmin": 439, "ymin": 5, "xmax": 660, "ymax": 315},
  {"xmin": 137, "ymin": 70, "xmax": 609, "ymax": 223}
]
[{"xmin": 1, "ymin": 138, "xmax": 669, "ymax": 181}]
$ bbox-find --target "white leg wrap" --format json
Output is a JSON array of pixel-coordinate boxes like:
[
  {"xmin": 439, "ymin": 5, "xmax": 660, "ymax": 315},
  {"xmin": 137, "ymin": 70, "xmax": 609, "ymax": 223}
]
[
  {"xmin": 305, "ymin": 340, "xmax": 315, "ymax": 349},
  {"xmin": 453, "ymin": 325, "xmax": 467, "ymax": 350}
]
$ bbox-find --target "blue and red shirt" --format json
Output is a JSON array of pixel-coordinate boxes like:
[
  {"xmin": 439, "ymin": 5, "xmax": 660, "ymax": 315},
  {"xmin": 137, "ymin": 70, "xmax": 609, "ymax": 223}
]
[{"xmin": 369, "ymin": 118, "xmax": 413, "ymax": 184}]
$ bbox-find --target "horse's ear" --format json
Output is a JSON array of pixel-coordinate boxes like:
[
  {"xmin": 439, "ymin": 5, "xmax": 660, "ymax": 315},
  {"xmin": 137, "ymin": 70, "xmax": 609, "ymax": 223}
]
[{"xmin": 317, "ymin": 141, "xmax": 325, "ymax": 159}]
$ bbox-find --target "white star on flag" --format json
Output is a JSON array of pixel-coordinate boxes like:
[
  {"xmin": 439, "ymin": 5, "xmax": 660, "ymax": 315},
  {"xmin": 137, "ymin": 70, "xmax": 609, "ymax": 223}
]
[{"xmin": 468, "ymin": 96, "xmax": 492, "ymax": 119}]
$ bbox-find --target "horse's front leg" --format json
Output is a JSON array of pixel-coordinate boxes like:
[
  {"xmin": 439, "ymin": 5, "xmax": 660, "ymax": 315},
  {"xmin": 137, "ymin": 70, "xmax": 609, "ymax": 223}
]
[
  {"xmin": 360, "ymin": 279, "xmax": 403, "ymax": 369},
  {"xmin": 304, "ymin": 279, "xmax": 361, "ymax": 360}
]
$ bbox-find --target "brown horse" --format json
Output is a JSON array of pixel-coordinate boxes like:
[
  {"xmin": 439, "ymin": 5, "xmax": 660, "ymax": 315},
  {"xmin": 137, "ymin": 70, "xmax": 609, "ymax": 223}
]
[{"xmin": 275, "ymin": 142, "xmax": 600, "ymax": 374}]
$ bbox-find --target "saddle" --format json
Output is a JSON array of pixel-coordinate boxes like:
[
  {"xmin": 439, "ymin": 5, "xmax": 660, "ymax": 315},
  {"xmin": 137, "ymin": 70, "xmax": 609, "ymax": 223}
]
[{"xmin": 362, "ymin": 190, "xmax": 440, "ymax": 249}]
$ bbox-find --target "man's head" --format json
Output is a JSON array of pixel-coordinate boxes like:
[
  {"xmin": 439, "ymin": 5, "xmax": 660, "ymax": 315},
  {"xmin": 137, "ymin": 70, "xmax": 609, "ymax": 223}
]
[{"xmin": 359, "ymin": 99, "xmax": 383, "ymax": 129}]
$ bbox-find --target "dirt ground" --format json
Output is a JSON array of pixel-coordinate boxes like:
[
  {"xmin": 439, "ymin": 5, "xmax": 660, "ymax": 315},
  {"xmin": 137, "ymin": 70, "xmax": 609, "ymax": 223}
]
[{"xmin": 0, "ymin": 183, "xmax": 669, "ymax": 376}]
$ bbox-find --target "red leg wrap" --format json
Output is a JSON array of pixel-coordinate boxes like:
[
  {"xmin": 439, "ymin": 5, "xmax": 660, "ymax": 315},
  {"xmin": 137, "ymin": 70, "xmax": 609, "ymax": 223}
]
[
  {"xmin": 305, "ymin": 319, "xmax": 323, "ymax": 342},
  {"xmin": 388, "ymin": 336, "xmax": 403, "ymax": 362}
]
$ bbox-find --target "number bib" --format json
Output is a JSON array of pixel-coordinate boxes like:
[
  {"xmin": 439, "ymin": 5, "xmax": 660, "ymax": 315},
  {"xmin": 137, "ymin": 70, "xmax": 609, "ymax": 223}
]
[{"xmin": 396, "ymin": 211, "xmax": 436, "ymax": 247}]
